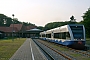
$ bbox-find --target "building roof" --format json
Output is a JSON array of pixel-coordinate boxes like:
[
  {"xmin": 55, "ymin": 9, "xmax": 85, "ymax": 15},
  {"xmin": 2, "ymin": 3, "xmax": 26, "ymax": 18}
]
[
  {"xmin": 10, "ymin": 24, "xmax": 23, "ymax": 31},
  {"xmin": 0, "ymin": 27, "xmax": 18, "ymax": 32},
  {"xmin": 25, "ymin": 25, "xmax": 37, "ymax": 30},
  {"xmin": 26, "ymin": 28, "xmax": 43, "ymax": 32},
  {"xmin": 0, "ymin": 24, "xmax": 38, "ymax": 33}
]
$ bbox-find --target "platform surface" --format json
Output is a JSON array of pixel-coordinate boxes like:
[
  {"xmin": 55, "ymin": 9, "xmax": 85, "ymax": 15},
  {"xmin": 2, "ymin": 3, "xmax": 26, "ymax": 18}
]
[{"xmin": 9, "ymin": 38, "xmax": 47, "ymax": 60}]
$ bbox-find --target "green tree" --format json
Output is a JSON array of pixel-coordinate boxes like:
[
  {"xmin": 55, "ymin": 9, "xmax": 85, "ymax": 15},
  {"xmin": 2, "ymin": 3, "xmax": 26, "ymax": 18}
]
[
  {"xmin": 5, "ymin": 17, "xmax": 12, "ymax": 26},
  {"xmin": 37, "ymin": 26, "xmax": 44, "ymax": 30},
  {"xmin": 70, "ymin": 15, "xmax": 76, "ymax": 24},
  {"xmin": 0, "ymin": 14, "xmax": 14, "ymax": 27},
  {"xmin": 0, "ymin": 14, "xmax": 7, "ymax": 26},
  {"xmin": 22, "ymin": 22, "xmax": 36, "ymax": 26},
  {"xmin": 43, "ymin": 21, "xmax": 76, "ymax": 30},
  {"xmin": 13, "ymin": 18, "xmax": 21, "ymax": 24},
  {"xmin": 82, "ymin": 8, "xmax": 90, "ymax": 37}
]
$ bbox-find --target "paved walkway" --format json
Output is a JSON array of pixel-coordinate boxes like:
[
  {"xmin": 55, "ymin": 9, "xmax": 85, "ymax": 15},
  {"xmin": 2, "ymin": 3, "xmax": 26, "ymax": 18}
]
[{"xmin": 9, "ymin": 38, "xmax": 47, "ymax": 60}]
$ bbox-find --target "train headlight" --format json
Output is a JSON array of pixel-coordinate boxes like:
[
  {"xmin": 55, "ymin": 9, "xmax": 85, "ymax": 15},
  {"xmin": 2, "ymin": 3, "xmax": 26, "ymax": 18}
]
[{"xmin": 74, "ymin": 39, "xmax": 77, "ymax": 40}]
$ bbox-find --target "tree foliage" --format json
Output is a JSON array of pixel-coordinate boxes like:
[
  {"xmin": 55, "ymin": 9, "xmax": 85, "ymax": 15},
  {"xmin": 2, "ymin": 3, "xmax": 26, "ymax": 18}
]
[
  {"xmin": 0, "ymin": 14, "xmax": 7, "ymax": 26},
  {"xmin": 0, "ymin": 14, "xmax": 36, "ymax": 27},
  {"xmin": 37, "ymin": 26, "xmax": 44, "ymax": 30},
  {"xmin": 82, "ymin": 8, "xmax": 90, "ymax": 37},
  {"xmin": 70, "ymin": 15, "xmax": 76, "ymax": 22},
  {"xmin": 22, "ymin": 22, "xmax": 36, "ymax": 26}
]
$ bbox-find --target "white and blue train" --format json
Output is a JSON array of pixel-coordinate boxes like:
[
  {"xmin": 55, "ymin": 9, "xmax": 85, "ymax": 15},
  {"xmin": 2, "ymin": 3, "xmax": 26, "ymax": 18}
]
[{"xmin": 40, "ymin": 24, "xmax": 86, "ymax": 49}]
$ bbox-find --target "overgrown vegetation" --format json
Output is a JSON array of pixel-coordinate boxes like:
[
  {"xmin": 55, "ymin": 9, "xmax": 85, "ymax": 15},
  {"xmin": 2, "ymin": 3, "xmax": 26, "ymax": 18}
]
[
  {"xmin": 86, "ymin": 38, "xmax": 90, "ymax": 45},
  {"xmin": 0, "ymin": 38, "xmax": 26, "ymax": 60}
]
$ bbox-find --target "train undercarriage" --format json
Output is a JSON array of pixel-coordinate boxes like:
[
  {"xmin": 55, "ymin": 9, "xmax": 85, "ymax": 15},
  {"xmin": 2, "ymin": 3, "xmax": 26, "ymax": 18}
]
[{"xmin": 68, "ymin": 42, "xmax": 86, "ymax": 50}]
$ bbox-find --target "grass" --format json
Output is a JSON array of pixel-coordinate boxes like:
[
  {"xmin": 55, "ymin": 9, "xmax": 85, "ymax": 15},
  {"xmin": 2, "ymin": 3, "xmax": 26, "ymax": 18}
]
[
  {"xmin": 70, "ymin": 53, "xmax": 90, "ymax": 60},
  {"xmin": 0, "ymin": 38, "xmax": 26, "ymax": 60},
  {"xmin": 86, "ymin": 38, "xmax": 90, "ymax": 45}
]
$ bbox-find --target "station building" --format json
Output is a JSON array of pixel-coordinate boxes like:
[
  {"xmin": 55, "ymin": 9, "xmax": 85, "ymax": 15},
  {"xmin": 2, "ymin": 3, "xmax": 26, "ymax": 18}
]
[{"xmin": 0, "ymin": 24, "xmax": 43, "ymax": 38}]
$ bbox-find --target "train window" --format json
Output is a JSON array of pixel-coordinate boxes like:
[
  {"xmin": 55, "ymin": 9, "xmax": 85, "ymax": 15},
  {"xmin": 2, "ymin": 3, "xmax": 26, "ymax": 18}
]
[
  {"xmin": 54, "ymin": 32, "xmax": 66, "ymax": 39},
  {"xmin": 70, "ymin": 26, "xmax": 84, "ymax": 39},
  {"xmin": 70, "ymin": 26, "xmax": 83, "ymax": 30},
  {"xmin": 54, "ymin": 33, "xmax": 60, "ymax": 38},
  {"xmin": 66, "ymin": 32, "xmax": 70, "ymax": 40},
  {"xmin": 73, "ymin": 32, "xmax": 84, "ymax": 39},
  {"xmin": 62, "ymin": 32, "xmax": 66, "ymax": 39},
  {"xmin": 42, "ymin": 34, "xmax": 45, "ymax": 37},
  {"xmin": 46, "ymin": 34, "xmax": 51, "ymax": 38},
  {"xmin": 72, "ymin": 30, "xmax": 83, "ymax": 33}
]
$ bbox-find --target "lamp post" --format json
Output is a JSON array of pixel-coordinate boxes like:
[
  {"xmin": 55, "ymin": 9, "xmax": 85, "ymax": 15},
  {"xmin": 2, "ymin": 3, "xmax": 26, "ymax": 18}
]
[{"xmin": 12, "ymin": 14, "xmax": 14, "ymax": 41}]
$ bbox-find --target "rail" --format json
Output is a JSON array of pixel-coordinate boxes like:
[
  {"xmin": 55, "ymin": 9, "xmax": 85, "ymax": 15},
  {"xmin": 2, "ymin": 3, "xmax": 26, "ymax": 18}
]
[{"xmin": 33, "ymin": 39, "xmax": 55, "ymax": 60}]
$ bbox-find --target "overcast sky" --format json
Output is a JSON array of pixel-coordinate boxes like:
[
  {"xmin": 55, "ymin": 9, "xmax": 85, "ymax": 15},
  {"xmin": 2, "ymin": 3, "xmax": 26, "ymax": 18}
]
[{"xmin": 0, "ymin": 0, "xmax": 90, "ymax": 26}]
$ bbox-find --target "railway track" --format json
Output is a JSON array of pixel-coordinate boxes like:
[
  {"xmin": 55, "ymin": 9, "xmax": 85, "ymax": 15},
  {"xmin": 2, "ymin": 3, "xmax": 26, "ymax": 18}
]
[
  {"xmin": 67, "ymin": 47, "xmax": 90, "ymax": 58},
  {"xmin": 33, "ymin": 39, "xmax": 55, "ymax": 60},
  {"xmin": 33, "ymin": 39, "xmax": 75, "ymax": 60},
  {"xmin": 54, "ymin": 43, "xmax": 90, "ymax": 58},
  {"xmin": 35, "ymin": 39, "xmax": 90, "ymax": 60},
  {"xmin": 51, "ymin": 42, "xmax": 90, "ymax": 58}
]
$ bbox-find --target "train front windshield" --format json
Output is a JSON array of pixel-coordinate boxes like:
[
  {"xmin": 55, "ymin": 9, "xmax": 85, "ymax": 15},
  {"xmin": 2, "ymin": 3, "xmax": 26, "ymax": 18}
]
[{"xmin": 70, "ymin": 26, "xmax": 84, "ymax": 39}]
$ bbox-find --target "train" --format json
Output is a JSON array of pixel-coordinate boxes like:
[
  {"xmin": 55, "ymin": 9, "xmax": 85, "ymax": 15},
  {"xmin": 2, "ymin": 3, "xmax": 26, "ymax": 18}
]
[{"xmin": 40, "ymin": 24, "xmax": 86, "ymax": 49}]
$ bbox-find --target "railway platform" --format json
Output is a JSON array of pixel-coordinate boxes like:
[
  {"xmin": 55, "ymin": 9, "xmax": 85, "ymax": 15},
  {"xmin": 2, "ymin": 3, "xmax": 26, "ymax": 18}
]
[{"xmin": 9, "ymin": 38, "xmax": 47, "ymax": 60}]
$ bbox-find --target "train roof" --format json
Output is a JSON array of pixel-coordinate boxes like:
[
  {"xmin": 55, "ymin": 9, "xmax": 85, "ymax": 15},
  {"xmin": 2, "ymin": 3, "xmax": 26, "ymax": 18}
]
[{"xmin": 40, "ymin": 24, "xmax": 84, "ymax": 34}]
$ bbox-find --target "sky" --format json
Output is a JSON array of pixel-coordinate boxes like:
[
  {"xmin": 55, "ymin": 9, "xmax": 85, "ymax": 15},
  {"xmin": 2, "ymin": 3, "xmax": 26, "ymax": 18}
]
[{"xmin": 0, "ymin": 0, "xmax": 90, "ymax": 26}]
